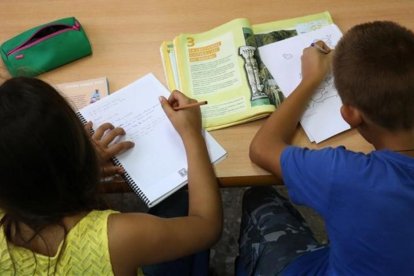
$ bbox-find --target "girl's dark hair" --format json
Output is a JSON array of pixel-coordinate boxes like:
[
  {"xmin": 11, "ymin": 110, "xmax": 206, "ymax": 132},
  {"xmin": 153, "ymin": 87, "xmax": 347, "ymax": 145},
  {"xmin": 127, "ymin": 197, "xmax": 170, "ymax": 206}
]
[
  {"xmin": 0, "ymin": 77, "xmax": 101, "ymax": 234},
  {"xmin": 333, "ymin": 21, "xmax": 414, "ymax": 130}
]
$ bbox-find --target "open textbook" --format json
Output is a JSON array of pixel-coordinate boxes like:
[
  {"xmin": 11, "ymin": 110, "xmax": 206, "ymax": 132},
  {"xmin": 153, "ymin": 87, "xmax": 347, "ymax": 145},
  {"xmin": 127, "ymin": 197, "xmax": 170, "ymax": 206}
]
[
  {"xmin": 160, "ymin": 11, "xmax": 334, "ymax": 130},
  {"xmin": 259, "ymin": 24, "xmax": 350, "ymax": 142},
  {"xmin": 77, "ymin": 73, "xmax": 227, "ymax": 207}
]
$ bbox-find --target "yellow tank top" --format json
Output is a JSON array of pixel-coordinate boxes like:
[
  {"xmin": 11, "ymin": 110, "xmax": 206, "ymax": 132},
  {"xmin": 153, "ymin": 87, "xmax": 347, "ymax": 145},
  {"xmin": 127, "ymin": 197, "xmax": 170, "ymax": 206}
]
[{"xmin": 0, "ymin": 210, "xmax": 144, "ymax": 275}]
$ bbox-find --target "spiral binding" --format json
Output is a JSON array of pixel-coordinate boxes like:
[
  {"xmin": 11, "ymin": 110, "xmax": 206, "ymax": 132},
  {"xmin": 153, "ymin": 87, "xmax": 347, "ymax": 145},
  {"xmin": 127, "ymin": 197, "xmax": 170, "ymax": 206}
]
[
  {"xmin": 76, "ymin": 111, "xmax": 88, "ymax": 125},
  {"xmin": 76, "ymin": 112, "xmax": 151, "ymax": 206},
  {"xmin": 111, "ymin": 157, "xmax": 150, "ymax": 206}
]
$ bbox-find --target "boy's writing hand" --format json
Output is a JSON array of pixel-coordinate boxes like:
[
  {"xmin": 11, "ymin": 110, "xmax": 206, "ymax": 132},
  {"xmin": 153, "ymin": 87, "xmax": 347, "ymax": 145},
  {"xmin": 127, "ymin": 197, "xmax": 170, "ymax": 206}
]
[
  {"xmin": 84, "ymin": 122, "xmax": 135, "ymax": 178},
  {"xmin": 301, "ymin": 40, "xmax": 332, "ymax": 87},
  {"xmin": 159, "ymin": 90, "xmax": 202, "ymax": 139}
]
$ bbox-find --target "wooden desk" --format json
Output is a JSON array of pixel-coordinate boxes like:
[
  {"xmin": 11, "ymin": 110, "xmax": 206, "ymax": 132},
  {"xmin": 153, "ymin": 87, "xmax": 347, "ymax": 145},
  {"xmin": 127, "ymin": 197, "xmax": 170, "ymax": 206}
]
[{"xmin": 1, "ymin": 0, "xmax": 412, "ymax": 189}]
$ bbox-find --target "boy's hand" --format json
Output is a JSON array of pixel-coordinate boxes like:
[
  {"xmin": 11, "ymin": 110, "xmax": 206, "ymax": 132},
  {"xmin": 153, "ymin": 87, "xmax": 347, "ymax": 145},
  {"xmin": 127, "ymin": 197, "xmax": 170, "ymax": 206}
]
[
  {"xmin": 301, "ymin": 40, "xmax": 332, "ymax": 86},
  {"xmin": 159, "ymin": 90, "xmax": 202, "ymax": 139},
  {"xmin": 85, "ymin": 122, "xmax": 135, "ymax": 178}
]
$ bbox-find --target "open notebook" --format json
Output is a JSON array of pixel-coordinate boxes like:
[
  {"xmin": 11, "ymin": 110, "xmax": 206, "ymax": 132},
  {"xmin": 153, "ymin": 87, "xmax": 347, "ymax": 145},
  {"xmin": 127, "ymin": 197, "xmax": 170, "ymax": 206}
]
[{"xmin": 77, "ymin": 73, "xmax": 227, "ymax": 207}]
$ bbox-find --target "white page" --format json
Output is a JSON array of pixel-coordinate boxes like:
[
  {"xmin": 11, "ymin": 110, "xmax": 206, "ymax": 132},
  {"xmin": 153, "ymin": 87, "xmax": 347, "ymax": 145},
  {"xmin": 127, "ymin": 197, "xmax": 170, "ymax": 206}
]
[
  {"xmin": 259, "ymin": 24, "xmax": 350, "ymax": 143},
  {"xmin": 79, "ymin": 73, "xmax": 226, "ymax": 207}
]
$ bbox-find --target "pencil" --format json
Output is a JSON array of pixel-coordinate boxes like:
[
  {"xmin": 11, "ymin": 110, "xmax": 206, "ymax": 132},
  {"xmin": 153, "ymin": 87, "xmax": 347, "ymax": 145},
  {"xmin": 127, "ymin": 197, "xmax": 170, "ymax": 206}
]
[
  {"xmin": 173, "ymin": 100, "xmax": 208, "ymax": 111},
  {"xmin": 311, "ymin": 42, "xmax": 330, "ymax": 54}
]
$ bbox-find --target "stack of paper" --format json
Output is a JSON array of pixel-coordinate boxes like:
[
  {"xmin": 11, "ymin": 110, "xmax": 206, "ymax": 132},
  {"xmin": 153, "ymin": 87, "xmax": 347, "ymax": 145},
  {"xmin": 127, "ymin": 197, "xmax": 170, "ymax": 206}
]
[{"xmin": 258, "ymin": 24, "xmax": 350, "ymax": 143}]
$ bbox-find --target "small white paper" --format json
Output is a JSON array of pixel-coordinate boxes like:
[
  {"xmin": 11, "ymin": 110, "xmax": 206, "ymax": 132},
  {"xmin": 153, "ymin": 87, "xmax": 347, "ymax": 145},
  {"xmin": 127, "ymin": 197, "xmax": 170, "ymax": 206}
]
[{"xmin": 259, "ymin": 24, "xmax": 350, "ymax": 143}]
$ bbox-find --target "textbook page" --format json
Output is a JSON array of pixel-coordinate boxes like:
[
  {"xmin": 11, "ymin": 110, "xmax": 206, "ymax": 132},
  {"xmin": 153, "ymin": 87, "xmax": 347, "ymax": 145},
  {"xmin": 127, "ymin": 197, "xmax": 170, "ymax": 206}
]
[
  {"xmin": 259, "ymin": 24, "xmax": 350, "ymax": 143},
  {"xmin": 78, "ymin": 73, "xmax": 227, "ymax": 207},
  {"xmin": 173, "ymin": 18, "xmax": 276, "ymax": 130}
]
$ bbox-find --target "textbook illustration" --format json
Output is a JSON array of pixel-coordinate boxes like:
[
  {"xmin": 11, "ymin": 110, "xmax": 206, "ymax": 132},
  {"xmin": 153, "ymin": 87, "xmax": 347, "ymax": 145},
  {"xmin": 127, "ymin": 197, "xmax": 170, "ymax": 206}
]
[
  {"xmin": 55, "ymin": 77, "xmax": 109, "ymax": 110},
  {"xmin": 160, "ymin": 11, "xmax": 333, "ymax": 130}
]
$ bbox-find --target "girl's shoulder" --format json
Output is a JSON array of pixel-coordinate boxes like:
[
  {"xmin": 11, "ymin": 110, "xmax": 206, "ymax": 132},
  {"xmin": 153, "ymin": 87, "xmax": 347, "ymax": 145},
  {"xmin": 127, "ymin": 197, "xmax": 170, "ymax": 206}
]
[{"xmin": 69, "ymin": 209, "xmax": 119, "ymax": 234}]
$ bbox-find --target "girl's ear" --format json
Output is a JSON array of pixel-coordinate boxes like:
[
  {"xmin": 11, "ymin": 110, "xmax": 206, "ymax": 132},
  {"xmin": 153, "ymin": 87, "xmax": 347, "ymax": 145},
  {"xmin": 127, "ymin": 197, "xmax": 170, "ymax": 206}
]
[{"xmin": 340, "ymin": 104, "xmax": 363, "ymax": 128}]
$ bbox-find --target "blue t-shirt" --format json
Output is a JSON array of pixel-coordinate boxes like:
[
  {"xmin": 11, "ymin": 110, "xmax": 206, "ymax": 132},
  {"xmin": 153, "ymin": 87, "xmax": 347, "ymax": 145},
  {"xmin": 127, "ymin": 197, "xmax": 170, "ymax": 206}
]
[{"xmin": 280, "ymin": 146, "xmax": 414, "ymax": 275}]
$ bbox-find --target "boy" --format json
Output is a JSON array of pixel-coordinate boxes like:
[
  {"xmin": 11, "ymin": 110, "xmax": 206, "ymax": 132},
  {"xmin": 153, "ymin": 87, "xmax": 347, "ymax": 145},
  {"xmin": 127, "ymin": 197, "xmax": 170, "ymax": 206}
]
[{"xmin": 238, "ymin": 21, "xmax": 414, "ymax": 275}]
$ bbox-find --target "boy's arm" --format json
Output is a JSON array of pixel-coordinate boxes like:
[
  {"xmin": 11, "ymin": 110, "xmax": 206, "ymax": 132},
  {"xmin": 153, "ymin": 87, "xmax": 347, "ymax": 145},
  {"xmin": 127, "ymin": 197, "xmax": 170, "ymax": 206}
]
[{"xmin": 250, "ymin": 42, "xmax": 332, "ymax": 178}]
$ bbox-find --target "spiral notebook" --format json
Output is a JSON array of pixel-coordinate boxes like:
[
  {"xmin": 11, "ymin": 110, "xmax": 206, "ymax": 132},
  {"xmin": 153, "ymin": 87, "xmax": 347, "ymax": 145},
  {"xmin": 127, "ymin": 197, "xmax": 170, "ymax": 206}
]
[{"xmin": 77, "ymin": 73, "xmax": 227, "ymax": 207}]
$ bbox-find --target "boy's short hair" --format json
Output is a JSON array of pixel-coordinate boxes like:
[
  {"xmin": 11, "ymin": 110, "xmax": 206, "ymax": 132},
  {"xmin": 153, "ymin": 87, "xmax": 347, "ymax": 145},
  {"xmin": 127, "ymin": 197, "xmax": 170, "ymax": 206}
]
[{"xmin": 333, "ymin": 21, "xmax": 414, "ymax": 130}]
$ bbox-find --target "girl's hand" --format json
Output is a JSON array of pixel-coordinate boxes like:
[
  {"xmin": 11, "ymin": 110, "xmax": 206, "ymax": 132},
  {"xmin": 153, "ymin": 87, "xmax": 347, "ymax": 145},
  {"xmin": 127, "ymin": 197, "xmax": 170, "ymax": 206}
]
[
  {"xmin": 85, "ymin": 122, "xmax": 135, "ymax": 178},
  {"xmin": 159, "ymin": 90, "xmax": 202, "ymax": 139}
]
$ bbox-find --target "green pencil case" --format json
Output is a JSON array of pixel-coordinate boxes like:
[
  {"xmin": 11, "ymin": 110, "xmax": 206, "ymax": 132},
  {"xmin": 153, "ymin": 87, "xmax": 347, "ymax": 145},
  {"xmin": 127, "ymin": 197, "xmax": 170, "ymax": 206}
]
[{"xmin": 0, "ymin": 17, "xmax": 92, "ymax": 77}]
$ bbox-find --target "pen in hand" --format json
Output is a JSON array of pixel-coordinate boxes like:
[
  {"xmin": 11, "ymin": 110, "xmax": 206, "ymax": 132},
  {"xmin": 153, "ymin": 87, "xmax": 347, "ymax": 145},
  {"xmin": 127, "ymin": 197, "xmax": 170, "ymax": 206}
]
[
  {"xmin": 311, "ymin": 42, "xmax": 331, "ymax": 54},
  {"xmin": 173, "ymin": 100, "xmax": 208, "ymax": 111}
]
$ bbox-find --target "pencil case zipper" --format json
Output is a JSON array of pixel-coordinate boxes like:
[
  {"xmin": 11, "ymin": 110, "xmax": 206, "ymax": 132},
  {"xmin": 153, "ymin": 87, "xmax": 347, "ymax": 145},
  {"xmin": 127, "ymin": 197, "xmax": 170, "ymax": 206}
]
[{"xmin": 7, "ymin": 21, "xmax": 81, "ymax": 57}]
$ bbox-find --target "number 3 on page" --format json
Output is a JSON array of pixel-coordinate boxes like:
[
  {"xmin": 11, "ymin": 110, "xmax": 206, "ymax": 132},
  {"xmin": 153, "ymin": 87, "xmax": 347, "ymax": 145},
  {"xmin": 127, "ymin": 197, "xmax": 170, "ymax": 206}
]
[{"xmin": 186, "ymin": 37, "xmax": 195, "ymax": 47}]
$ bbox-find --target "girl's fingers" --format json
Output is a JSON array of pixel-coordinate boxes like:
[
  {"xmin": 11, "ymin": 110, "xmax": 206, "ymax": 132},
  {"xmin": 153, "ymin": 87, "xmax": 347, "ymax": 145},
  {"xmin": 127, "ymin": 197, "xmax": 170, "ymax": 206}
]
[{"xmin": 92, "ymin": 122, "xmax": 115, "ymax": 140}]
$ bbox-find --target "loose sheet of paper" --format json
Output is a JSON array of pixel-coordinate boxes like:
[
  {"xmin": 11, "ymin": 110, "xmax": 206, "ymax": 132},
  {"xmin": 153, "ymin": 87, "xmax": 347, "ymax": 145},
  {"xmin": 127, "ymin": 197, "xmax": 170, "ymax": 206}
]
[{"xmin": 259, "ymin": 24, "xmax": 350, "ymax": 143}]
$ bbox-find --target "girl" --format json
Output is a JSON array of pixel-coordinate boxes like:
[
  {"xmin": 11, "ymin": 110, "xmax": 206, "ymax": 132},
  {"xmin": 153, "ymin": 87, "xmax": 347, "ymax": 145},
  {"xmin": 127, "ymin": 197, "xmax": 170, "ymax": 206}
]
[{"xmin": 0, "ymin": 77, "xmax": 222, "ymax": 275}]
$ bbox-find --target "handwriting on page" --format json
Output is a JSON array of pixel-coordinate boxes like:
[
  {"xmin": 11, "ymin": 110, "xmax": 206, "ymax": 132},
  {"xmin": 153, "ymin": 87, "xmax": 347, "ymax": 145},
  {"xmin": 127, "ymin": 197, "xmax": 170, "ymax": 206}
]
[
  {"xmin": 118, "ymin": 104, "xmax": 164, "ymax": 140},
  {"xmin": 83, "ymin": 97, "xmax": 164, "ymax": 141},
  {"xmin": 85, "ymin": 97, "xmax": 127, "ymax": 119}
]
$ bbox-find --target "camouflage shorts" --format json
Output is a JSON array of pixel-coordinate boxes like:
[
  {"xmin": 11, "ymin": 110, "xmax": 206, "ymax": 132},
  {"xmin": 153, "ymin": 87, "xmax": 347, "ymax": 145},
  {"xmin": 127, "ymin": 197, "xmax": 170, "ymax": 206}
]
[{"xmin": 237, "ymin": 186, "xmax": 326, "ymax": 276}]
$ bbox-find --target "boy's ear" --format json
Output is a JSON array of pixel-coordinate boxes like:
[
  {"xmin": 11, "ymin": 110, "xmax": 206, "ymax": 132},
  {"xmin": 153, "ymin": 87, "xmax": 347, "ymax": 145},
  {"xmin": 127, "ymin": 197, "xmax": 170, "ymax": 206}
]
[{"xmin": 340, "ymin": 104, "xmax": 363, "ymax": 128}]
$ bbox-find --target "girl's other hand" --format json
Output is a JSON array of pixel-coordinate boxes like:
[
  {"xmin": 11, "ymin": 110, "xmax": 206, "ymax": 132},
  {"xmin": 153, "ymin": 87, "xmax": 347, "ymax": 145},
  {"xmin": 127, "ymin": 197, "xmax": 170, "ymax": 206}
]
[{"xmin": 85, "ymin": 122, "xmax": 135, "ymax": 177}]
